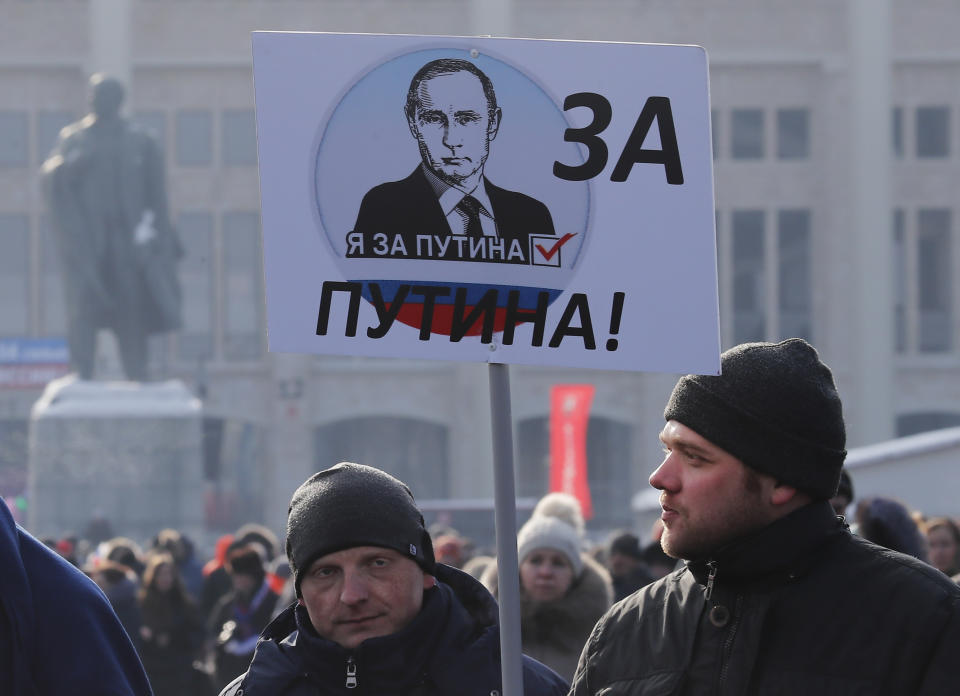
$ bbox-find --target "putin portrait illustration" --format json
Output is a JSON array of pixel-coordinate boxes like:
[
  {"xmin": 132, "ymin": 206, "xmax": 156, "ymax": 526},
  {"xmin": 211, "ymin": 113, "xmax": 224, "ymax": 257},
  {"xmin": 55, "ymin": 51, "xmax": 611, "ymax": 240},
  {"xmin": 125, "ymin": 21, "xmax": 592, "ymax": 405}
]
[{"xmin": 350, "ymin": 58, "xmax": 555, "ymax": 263}]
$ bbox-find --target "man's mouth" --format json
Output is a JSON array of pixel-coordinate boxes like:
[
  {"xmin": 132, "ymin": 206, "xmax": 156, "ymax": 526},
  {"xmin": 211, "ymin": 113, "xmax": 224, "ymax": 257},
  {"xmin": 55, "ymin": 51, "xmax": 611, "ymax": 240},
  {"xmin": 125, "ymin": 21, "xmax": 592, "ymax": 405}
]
[
  {"xmin": 660, "ymin": 501, "xmax": 680, "ymax": 522},
  {"xmin": 337, "ymin": 615, "xmax": 381, "ymax": 626}
]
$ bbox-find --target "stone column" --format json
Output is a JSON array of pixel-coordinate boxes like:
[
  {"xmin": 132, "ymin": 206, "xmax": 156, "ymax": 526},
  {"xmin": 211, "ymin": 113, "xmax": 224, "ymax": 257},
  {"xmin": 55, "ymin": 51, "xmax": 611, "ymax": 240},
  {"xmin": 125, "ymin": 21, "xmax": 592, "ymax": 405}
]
[{"xmin": 848, "ymin": 0, "xmax": 895, "ymax": 444}]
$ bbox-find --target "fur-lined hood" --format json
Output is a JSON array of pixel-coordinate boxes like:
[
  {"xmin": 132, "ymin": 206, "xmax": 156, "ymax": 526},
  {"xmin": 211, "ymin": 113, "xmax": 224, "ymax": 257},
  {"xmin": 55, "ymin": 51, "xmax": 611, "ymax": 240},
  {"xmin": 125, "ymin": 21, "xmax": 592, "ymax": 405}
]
[{"xmin": 481, "ymin": 553, "xmax": 612, "ymax": 680}]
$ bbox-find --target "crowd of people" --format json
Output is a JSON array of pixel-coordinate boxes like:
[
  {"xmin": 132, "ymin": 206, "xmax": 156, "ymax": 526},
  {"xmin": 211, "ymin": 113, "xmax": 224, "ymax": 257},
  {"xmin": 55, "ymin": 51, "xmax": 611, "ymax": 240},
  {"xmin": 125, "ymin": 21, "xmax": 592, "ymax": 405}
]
[
  {"xmin": 4, "ymin": 338, "xmax": 960, "ymax": 695},
  {"xmin": 21, "ymin": 468, "xmax": 960, "ymax": 694}
]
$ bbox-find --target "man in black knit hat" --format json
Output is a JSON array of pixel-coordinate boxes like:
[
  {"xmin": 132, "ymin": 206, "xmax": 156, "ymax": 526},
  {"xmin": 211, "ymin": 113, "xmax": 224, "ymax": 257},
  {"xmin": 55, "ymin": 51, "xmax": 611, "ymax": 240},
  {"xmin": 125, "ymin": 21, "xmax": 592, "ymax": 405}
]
[
  {"xmin": 221, "ymin": 462, "xmax": 566, "ymax": 696},
  {"xmin": 570, "ymin": 339, "xmax": 960, "ymax": 695}
]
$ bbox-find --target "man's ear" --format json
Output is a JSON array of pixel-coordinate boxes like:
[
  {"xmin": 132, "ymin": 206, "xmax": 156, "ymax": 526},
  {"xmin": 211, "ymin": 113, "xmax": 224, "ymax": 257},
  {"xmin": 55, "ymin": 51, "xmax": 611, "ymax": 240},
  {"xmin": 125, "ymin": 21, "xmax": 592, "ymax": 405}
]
[
  {"xmin": 487, "ymin": 108, "xmax": 502, "ymax": 140},
  {"xmin": 423, "ymin": 573, "xmax": 437, "ymax": 590},
  {"xmin": 770, "ymin": 483, "xmax": 800, "ymax": 507}
]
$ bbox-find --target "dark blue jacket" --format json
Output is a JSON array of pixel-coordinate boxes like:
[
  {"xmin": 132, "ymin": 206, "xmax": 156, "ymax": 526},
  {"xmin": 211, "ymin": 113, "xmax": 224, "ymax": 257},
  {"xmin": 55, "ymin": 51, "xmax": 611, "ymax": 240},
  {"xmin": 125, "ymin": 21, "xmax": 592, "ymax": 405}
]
[
  {"xmin": 221, "ymin": 564, "xmax": 568, "ymax": 695},
  {"xmin": 0, "ymin": 500, "xmax": 153, "ymax": 696}
]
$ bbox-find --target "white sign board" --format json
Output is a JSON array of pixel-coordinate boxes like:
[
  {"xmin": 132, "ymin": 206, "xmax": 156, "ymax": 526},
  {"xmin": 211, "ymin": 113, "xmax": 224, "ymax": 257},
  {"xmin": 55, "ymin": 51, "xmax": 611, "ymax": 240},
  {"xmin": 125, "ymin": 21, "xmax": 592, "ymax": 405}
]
[{"xmin": 253, "ymin": 32, "xmax": 720, "ymax": 374}]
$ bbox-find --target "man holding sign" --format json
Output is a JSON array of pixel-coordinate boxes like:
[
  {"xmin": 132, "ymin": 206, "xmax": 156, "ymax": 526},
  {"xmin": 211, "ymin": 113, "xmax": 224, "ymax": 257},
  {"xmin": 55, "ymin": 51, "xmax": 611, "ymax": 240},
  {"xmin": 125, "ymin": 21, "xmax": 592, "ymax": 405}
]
[
  {"xmin": 220, "ymin": 463, "xmax": 567, "ymax": 696},
  {"xmin": 569, "ymin": 339, "xmax": 960, "ymax": 694}
]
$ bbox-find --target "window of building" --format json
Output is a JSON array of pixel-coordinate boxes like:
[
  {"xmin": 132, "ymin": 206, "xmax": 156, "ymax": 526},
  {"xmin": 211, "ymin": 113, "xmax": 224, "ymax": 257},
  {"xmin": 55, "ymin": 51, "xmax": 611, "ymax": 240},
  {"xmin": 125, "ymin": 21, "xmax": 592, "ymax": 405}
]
[
  {"xmin": 916, "ymin": 209, "xmax": 952, "ymax": 352},
  {"xmin": 221, "ymin": 109, "xmax": 257, "ymax": 166},
  {"xmin": 176, "ymin": 212, "xmax": 215, "ymax": 362},
  {"xmin": 776, "ymin": 109, "xmax": 809, "ymax": 159},
  {"xmin": 222, "ymin": 211, "xmax": 264, "ymax": 360},
  {"xmin": 0, "ymin": 214, "xmax": 30, "ymax": 336},
  {"xmin": 0, "ymin": 111, "xmax": 29, "ymax": 167},
  {"xmin": 175, "ymin": 110, "xmax": 213, "ymax": 166},
  {"xmin": 892, "ymin": 106, "xmax": 903, "ymax": 159},
  {"xmin": 731, "ymin": 108, "xmax": 764, "ymax": 159},
  {"xmin": 39, "ymin": 216, "xmax": 66, "ymax": 336},
  {"xmin": 732, "ymin": 210, "xmax": 766, "ymax": 343},
  {"xmin": 892, "ymin": 209, "xmax": 907, "ymax": 352},
  {"xmin": 516, "ymin": 415, "xmax": 634, "ymax": 530},
  {"xmin": 915, "ymin": 106, "xmax": 950, "ymax": 158},
  {"xmin": 777, "ymin": 210, "xmax": 812, "ymax": 340},
  {"xmin": 36, "ymin": 111, "xmax": 74, "ymax": 164},
  {"xmin": 314, "ymin": 417, "xmax": 450, "ymax": 499},
  {"xmin": 896, "ymin": 412, "xmax": 960, "ymax": 437},
  {"xmin": 724, "ymin": 208, "xmax": 814, "ymax": 347}
]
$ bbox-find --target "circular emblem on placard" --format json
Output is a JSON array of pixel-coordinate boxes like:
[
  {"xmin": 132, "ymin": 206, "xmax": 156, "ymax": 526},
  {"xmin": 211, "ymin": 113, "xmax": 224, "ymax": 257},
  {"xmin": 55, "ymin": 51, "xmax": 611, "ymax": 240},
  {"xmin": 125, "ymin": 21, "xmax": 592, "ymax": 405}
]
[{"xmin": 314, "ymin": 47, "xmax": 591, "ymax": 335}]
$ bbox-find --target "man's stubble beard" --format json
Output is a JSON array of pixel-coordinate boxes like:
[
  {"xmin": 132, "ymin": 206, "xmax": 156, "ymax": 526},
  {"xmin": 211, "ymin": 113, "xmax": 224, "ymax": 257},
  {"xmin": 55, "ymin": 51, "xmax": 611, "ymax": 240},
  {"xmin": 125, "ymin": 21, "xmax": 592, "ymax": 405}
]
[{"xmin": 661, "ymin": 468, "xmax": 770, "ymax": 561}]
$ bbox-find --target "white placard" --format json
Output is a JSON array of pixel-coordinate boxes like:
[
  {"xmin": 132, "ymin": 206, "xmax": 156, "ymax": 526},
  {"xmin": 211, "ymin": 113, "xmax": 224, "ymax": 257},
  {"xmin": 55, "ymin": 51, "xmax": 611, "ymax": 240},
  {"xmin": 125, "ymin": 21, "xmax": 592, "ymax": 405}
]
[{"xmin": 253, "ymin": 32, "xmax": 720, "ymax": 374}]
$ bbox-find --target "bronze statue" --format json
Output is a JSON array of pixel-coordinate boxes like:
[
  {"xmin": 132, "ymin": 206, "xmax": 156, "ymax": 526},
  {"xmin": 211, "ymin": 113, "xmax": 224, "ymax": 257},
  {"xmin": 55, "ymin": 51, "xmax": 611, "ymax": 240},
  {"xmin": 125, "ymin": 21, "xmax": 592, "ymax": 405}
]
[{"xmin": 41, "ymin": 74, "xmax": 182, "ymax": 381}]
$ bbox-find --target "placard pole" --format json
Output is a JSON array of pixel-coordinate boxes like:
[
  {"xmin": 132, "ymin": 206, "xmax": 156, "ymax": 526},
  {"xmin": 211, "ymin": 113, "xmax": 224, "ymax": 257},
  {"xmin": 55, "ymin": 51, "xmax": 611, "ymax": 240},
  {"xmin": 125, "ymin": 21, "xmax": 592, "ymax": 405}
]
[{"xmin": 489, "ymin": 361, "xmax": 525, "ymax": 696}]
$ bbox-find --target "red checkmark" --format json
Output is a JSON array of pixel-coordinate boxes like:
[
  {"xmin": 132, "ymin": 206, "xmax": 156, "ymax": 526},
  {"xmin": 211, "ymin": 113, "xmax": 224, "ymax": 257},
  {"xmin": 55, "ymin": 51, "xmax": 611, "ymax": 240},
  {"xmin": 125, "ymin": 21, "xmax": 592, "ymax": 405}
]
[{"xmin": 535, "ymin": 233, "xmax": 577, "ymax": 261}]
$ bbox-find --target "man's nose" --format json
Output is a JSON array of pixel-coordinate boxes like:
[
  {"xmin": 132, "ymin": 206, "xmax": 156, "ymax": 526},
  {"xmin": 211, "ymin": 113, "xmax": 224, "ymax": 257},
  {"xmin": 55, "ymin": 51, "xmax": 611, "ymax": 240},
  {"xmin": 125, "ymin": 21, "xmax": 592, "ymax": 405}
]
[
  {"xmin": 649, "ymin": 453, "xmax": 679, "ymax": 492},
  {"xmin": 442, "ymin": 123, "xmax": 462, "ymax": 149},
  {"xmin": 339, "ymin": 570, "xmax": 369, "ymax": 605}
]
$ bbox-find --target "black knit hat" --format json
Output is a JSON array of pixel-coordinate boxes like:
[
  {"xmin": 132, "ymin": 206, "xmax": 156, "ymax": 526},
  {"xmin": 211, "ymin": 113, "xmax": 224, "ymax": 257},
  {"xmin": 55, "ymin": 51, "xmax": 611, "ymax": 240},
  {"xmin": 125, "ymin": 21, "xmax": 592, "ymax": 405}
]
[
  {"xmin": 286, "ymin": 462, "xmax": 435, "ymax": 595},
  {"xmin": 225, "ymin": 544, "xmax": 266, "ymax": 583},
  {"xmin": 663, "ymin": 338, "xmax": 847, "ymax": 500}
]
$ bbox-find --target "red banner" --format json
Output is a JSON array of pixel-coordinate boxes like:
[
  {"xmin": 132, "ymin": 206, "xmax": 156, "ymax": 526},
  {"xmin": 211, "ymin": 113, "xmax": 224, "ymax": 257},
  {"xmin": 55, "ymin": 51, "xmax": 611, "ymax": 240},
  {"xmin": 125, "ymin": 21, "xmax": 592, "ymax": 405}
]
[{"xmin": 549, "ymin": 384, "xmax": 594, "ymax": 519}]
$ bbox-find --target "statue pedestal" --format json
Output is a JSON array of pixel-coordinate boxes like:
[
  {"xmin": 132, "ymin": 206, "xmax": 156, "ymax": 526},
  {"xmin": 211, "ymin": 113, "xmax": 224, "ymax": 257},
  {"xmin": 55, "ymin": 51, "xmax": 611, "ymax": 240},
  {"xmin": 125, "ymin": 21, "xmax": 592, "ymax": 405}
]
[{"xmin": 27, "ymin": 374, "xmax": 205, "ymax": 543}]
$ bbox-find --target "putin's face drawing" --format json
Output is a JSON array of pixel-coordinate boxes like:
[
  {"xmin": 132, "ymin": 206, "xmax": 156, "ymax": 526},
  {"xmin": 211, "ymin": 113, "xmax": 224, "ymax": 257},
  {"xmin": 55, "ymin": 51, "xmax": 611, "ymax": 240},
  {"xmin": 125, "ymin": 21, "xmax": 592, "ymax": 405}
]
[{"xmin": 407, "ymin": 70, "xmax": 502, "ymax": 188}]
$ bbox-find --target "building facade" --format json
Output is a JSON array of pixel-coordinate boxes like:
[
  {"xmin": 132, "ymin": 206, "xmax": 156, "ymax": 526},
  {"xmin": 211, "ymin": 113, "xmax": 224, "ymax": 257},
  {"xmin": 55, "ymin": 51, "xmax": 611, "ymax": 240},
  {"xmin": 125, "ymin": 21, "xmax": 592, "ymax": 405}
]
[{"xmin": 0, "ymin": 0, "xmax": 957, "ymax": 544}]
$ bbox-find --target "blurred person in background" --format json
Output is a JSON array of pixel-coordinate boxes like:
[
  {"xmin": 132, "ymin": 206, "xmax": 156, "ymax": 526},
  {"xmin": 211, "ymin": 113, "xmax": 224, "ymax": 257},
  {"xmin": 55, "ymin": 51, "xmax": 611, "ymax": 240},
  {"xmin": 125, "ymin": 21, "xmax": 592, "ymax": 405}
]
[
  {"xmin": 604, "ymin": 531, "xmax": 654, "ymax": 601},
  {"xmin": 201, "ymin": 533, "xmax": 235, "ymax": 619},
  {"xmin": 854, "ymin": 496, "xmax": 929, "ymax": 562},
  {"xmin": 482, "ymin": 492, "xmax": 612, "ymax": 681},
  {"xmin": 462, "ymin": 552, "xmax": 495, "ymax": 581},
  {"xmin": 221, "ymin": 462, "xmax": 566, "ymax": 696},
  {"xmin": 641, "ymin": 539, "xmax": 677, "ymax": 581},
  {"xmin": 87, "ymin": 556, "xmax": 144, "ymax": 651},
  {"xmin": 233, "ymin": 522, "xmax": 279, "ymax": 564},
  {"xmin": 2, "ymin": 499, "xmax": 152, "ymax": 695},
  {"xmin": 152, "ymin": 528, "xmax": 205, "ymax": 601},
  {"xmin": 208, "ymin": 543, "xmax": 280, "ymax": 691},
  {"xmin": 103, "ymin": 536, "xmax": 147, "ymax": 578},
  {"xmin": 138, "ymin": 552, "xmax": 209, "ymax": 696},
  {"xmin": 830, "ymin": 467, "xmax": 854, "ymax": 517},
  {"xmin": 433, "ymin": 532, "xmax": 467, "ymax": 568},
  {"xmin": 923, "ymin": 517, "xmax": 960, "ymax": 578}
]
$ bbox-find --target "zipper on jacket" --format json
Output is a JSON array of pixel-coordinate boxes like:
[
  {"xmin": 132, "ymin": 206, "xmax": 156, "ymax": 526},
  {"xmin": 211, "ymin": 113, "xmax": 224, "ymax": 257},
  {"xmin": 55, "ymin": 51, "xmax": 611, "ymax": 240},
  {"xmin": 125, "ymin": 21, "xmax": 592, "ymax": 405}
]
[
  {"xmin": 345, "ymin": 656, "xmax": 358, "ymax": 689},
  {"xmin": 716, "ymin": 593, "xmax": 744, "ymax": 693},
  {"xmin": 705, "ymin": 560, "xmax": 718, "ymax": 600}
]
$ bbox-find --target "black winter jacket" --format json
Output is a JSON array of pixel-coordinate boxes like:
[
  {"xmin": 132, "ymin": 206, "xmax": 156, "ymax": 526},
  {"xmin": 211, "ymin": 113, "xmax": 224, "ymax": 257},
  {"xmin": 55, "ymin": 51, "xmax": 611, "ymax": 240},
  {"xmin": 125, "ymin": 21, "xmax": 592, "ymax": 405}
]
[
  {"xmin": 570, "ymin": 502, "xmax": 960, "ymax": 695},
  {"xmin": 220, "ymin": 564, "xmax": 567, "ymax": 696}
]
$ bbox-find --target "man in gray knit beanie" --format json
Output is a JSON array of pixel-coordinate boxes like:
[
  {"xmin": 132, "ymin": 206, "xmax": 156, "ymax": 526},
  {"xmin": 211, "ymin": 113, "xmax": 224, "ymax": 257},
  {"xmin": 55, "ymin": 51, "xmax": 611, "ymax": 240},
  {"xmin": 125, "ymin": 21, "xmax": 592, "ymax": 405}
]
[
  {"xmin": 220, "ymin": 462, "xmax": 567, "ymax": 696},
  {"xmin": 569, "ymin": 339, "xmax": 960, "ymax": 696}
]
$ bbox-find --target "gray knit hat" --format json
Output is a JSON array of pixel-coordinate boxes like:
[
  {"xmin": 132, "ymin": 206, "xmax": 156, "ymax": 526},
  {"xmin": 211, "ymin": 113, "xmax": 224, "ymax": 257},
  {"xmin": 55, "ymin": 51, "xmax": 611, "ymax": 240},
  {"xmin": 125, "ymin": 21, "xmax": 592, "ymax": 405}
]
[
  {"xmin": 663, "ymin": 338, "xmax": 847, "ymax": 500},
  {"xmin": 286, "ymin": 462, "xmax": 435, "ymax": 595},
  {"xmin": 517, "ymin": 493, "xmax": 584, "ymax": 576}
]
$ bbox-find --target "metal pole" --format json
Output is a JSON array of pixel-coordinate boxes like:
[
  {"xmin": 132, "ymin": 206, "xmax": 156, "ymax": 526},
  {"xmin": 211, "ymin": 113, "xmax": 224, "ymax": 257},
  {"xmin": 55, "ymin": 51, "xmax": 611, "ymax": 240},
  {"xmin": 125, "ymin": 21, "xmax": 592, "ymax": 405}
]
[{"xmin": 489, "ymin": 362, "xmax": 524, "ymax": 696}]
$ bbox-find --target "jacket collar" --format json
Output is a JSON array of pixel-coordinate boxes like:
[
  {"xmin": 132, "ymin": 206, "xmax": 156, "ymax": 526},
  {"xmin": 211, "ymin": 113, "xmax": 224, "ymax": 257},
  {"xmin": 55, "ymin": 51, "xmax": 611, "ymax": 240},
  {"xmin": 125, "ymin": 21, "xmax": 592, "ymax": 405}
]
[
  {"xmin": 242, "ymin": 564, "xmax": 501, "ymax": 694},
  {"xmin": 687, "ymin": 501, "xmax": 845, "ymax": 587}
]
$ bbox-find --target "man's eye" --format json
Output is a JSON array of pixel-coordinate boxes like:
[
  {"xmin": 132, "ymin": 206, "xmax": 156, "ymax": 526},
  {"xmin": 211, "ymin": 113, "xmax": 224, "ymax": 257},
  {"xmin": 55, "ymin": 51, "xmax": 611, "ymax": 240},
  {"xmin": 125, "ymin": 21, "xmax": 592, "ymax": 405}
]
[
  {"xmin": 371, "ymin": 558, "xmax": 389, "ymax": 568},
  {"xmin": 420, "ymin": 113, "xmax": 443, "ymax": 124}
]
